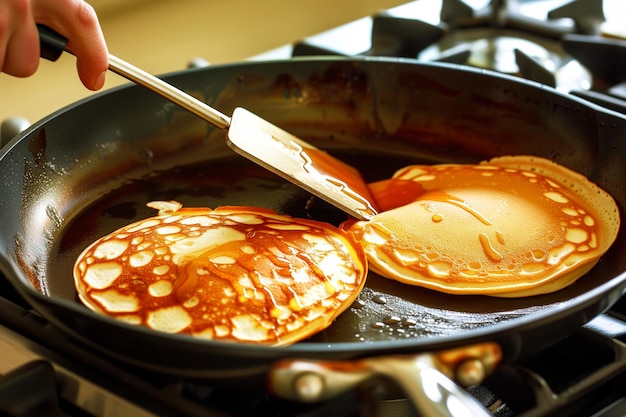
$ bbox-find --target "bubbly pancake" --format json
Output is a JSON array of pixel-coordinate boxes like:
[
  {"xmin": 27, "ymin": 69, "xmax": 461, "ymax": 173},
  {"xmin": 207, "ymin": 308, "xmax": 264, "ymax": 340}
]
[
  {"xmin": 342, "ymin": 156, "xmax": 620, "ymax": 297},
  {"xmin": 74, "ymin": 202, "xmax": 367, "ymax": 345}
]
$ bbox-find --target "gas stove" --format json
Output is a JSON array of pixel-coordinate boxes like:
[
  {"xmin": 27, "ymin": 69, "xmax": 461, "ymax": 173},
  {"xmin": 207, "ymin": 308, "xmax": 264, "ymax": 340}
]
[
  {"xmin": 255, "ymin": 0, "xmax": 626, "ymax": 113},
  {"xmin": 2, "ymin": 1, "xmax": 626, "ymax": 416},
  {"xmin": 1, "ymin": 276, "xmax": 626, "ymax": 417}
]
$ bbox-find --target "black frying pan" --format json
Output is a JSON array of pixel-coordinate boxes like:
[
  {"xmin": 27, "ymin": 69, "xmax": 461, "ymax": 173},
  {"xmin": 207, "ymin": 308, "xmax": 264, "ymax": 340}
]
[{"xmin": 0, "ymin": 58, "xmax": 624, "ymax": 379}]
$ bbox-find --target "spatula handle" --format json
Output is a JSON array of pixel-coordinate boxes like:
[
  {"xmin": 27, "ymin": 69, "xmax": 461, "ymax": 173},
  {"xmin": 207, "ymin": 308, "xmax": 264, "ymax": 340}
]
[
  {"xmin": 37, "ymin": 24, "xmax": 67, "ymax": 62},
  {"xmin": 106, "ymin": 55, "xmax": 231, "ymax": 129},
  {"xmin": 37, "ymin": 25, "xmax": 231, "ymax": 130}
]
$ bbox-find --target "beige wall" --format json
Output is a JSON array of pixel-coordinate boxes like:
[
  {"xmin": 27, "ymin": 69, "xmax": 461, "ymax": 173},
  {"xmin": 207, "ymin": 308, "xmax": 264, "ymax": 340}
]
[{"xmin": 0, "ymin": 0, "xmax": 405, "ymax": 124}]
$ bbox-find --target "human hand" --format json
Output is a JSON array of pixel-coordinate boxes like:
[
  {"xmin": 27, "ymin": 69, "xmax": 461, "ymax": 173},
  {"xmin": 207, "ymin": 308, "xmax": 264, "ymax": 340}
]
[{"xmin": 0, "ymin": 0, "xmax": 108, "ymax": 90}]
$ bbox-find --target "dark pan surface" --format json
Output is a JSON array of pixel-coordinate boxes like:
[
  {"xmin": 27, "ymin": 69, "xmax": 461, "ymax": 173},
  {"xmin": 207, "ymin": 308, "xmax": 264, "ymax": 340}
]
[{"xmin": 0, "ymin": 58, "xmax": 625, "ymax": 377}]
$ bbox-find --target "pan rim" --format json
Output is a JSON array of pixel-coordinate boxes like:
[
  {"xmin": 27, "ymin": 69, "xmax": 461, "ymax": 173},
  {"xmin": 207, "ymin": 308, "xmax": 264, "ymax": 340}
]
[{"xmin": 13, "ymin": 261, "xmax": 626, "ymax": 356}]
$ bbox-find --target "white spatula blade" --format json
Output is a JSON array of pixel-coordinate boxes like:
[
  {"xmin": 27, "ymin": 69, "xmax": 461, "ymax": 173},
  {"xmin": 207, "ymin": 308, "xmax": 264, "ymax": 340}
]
[{"xmin": 226, "ymin": 107, "xmax": 378, "ymax": 220}]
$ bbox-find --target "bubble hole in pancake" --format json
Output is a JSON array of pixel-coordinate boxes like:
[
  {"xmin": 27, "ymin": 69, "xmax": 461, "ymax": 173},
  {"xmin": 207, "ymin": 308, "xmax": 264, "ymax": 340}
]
[
  {"xmin": 74, "ymin": 202, "xmax": 367, "ymax": 346},
  {"xmin": 341, "ymin": 156, "xmax": 620, "ymax": 297}
]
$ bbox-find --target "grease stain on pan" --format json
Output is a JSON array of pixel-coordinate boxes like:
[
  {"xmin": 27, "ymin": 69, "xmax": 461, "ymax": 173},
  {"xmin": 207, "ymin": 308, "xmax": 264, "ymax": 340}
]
[
  {"xmin": 16, "ymin": 130, "xmax": 63, "ymax": 294},
  {"xmin": 309, "ymin": 275, "xmax": 550, "ymax": 343}
]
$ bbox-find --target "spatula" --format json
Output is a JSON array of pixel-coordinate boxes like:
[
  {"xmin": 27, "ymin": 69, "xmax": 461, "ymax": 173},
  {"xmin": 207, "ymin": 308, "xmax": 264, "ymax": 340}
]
[{"xmin": 37, "ymin": 25, "xmax": 378, "ymax": 221}]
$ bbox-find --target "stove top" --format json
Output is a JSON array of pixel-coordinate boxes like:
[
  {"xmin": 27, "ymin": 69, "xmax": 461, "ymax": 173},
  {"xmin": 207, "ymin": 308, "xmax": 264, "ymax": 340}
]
[
  {"xmin": 2, "ymin": 1, "xmax": 626, "ymax": 416},
  {"xmin": 1, "ymin": 283, "xmax": 625, "ymax": 417},
  {"xmin": 255, "ymin": 0, "xmax": 626, "ymax": 112}
]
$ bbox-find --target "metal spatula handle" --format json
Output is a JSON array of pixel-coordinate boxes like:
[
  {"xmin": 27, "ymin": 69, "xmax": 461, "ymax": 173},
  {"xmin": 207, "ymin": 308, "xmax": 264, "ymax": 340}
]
[
  {"xmin": 106, "ymin": 55, "xmax": 231, "ymax": 129},
  {"xmin": 37, "ymin": 25, "xmax": 231, "ymax": 130}
]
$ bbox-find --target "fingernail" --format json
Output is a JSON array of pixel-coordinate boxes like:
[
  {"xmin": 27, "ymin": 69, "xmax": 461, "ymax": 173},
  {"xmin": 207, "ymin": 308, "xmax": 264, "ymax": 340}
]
[{"xmin": 93, "ymin": 70, "xmax": 106, "ymax": 90}]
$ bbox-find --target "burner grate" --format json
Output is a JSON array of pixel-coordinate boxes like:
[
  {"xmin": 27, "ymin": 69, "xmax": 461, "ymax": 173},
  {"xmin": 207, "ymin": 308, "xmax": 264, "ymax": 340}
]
[
  {"xmin": 290, "ymin": 0, "xmax": 626, "ymax": 112},
  {"xmin": 481, "ymin": 327, "xmax": 626, "ymax": 417}
]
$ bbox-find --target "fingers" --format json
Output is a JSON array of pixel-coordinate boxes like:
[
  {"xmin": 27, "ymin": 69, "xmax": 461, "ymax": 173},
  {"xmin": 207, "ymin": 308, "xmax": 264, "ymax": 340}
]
[
  {"xmin": 0, "ymin": 0, "xmax": 109, "ymax": 90},
  {"xmin": 33, "ymin": 0, "xmax": 109, "ymax": 90},
  {"xmin": 0, "ymin": 0, "xmax": 40, "ymax": 77},
  {"xmin": 70, "ymin": 1, "xmax": 108, "ymax": 90}
]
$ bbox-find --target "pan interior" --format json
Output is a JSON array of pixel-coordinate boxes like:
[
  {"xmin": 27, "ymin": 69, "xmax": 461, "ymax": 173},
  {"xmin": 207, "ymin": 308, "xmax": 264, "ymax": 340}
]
[{"xmin": 48, "ymin": 148, "xmax": 583, "ymax": 345}]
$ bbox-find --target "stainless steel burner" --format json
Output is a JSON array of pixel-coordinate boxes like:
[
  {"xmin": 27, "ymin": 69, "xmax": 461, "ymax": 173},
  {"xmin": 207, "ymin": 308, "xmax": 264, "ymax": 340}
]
[{"xmin": 276, "ymin": 0, "xmax": 624, "ymax": 98}]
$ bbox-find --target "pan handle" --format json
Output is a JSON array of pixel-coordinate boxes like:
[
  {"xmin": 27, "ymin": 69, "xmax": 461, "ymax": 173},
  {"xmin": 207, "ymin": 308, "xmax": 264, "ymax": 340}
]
[
  {"xmin": 1, "ymin": 117, "xmax": 30, "ymax": 148},
  {"xmin": 268, "ymin": 342, "xmax": 501, "ymax": 417}
]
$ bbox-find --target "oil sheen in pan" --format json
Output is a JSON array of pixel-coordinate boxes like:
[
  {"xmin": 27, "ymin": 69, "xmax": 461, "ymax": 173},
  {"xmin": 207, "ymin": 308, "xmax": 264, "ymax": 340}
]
[{"xmin": 49, "ymin": 152, "xmax": 564, "ymax": 344}]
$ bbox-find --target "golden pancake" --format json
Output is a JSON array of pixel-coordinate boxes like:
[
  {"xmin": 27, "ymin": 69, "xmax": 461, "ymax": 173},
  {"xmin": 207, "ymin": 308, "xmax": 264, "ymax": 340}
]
[
  {"xmin": 74, "ymin": 201, "xmax": 367, "ymax": 345},
  {"xmin": 341, "ymin": 156, "xmax": 620, "ymax": 297}
]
